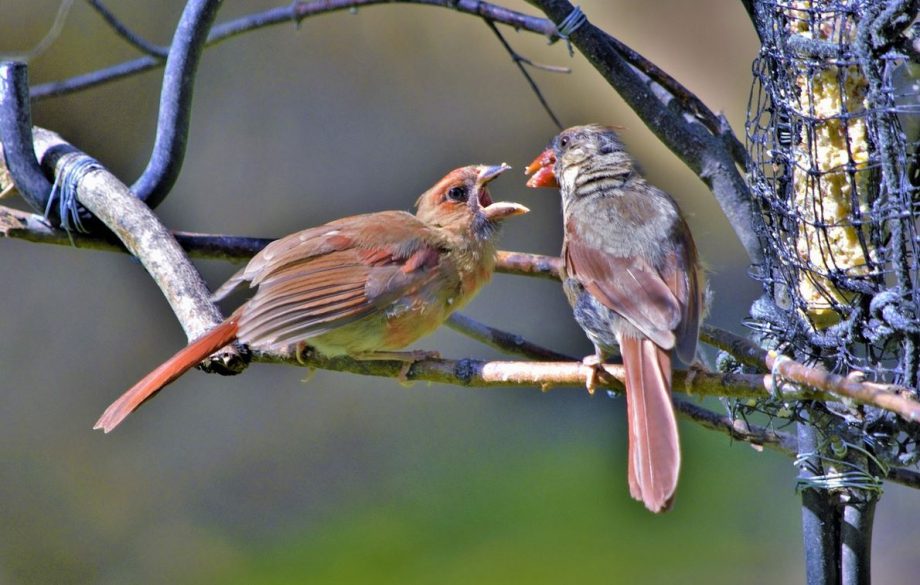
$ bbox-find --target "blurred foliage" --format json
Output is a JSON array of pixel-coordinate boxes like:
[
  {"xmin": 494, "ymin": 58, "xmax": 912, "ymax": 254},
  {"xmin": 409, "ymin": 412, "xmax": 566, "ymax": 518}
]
[{"xmin": 223, "ymin": 424, "xmax": 803, "ymax": 585}]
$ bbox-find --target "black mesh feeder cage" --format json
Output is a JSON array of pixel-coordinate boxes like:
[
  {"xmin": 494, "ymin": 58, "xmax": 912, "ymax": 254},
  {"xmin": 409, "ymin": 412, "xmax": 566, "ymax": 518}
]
[
  {"xmin": 745, "ymin": 1, "xmax": 919, "ymax": 577},
  {"xmin": 747, "ymin": 0, "xmax": 919, "ymax": 445}
]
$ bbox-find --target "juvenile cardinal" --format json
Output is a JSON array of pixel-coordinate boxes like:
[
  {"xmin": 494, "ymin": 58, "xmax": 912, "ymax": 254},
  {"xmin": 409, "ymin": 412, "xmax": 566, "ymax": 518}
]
[
  {"xmin": 95, "ymin": 164, "xmax": 528, "ymax": 433},
  {"xmin": 525, "ymin": 125, "xmax": 703, "ymax": 512}
]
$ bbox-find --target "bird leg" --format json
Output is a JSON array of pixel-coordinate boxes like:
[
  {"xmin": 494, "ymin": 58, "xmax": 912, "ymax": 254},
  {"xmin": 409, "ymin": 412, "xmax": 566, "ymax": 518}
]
[
  {"xmin": 581, "ymin": 348, "xmax": 608, "ymax": 395},
  {"xmin": 291, "ymin": 343, "xmax": 318, "ymax": 383},
  {"xmin": 350, "ymin": 350, "xmax": 441, "ymax": 383},
  {"xmin": 294, "ymin": 342, "xmax": 315, "ymax": 366}
]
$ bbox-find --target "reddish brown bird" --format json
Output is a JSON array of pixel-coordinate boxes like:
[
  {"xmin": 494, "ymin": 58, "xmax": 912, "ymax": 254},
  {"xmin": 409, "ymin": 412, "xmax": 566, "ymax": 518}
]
[
  {"xmin": 95, "ymin": 164, "xmax": 527, "ymax": 433},
  {"xmin": 525, "ymin": 125, "xmax": 703, "ymax": 512}
]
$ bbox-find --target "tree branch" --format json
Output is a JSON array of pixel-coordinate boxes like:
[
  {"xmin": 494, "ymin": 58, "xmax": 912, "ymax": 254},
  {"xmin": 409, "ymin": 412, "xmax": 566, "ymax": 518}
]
[
  {"xmin": 4, "ymin": 198, "xmax": 919, "ymax": 422},
  {"xmin": 87, "ymin": 0, "xmax": 170, "ymax": 58},
  {"xmin": 259, "ymin": 350, "xmax": 787, "ymax": 400},
  {"xmin": 673, "ymin": 398, "xmax": 797, "ymax": 454},
  {"xmin": 31, "ymin": 0, "xmax": 558, "ymax": 101},
  {"xmin": 494, "ymin": 250, "xmax": 561, "ymax": 279},
  {"xmin": 706, "ymin": 323, "xmax": 920, "ymax": 423},
  {"xmin": 526, "ymin": 0, "xmax": 767, "ymax": 267},
  {"xmin": 5, "ymin": 128, "xmax": 244, "ymax": 373},
  {"xmin": 4, "ymin": 187, "xmax": 918, "ymax": 486},
  {"xmin": 483, "ymin": 18, "xmax": 565, "ymax": 130},
  {"xmin": 130, "ymin": 0, "xmax": 222, "ymax": 208},
  {"xmin": 259, "ymin": 348, "xmax": 920, "ymax": 488},
  {"xmin": 446, "ymin": 312, "xmax": 574, "ymax": 361},
  {"xmin": 27, "ymin": 0, "xmax": 766, "ymax": 268}
]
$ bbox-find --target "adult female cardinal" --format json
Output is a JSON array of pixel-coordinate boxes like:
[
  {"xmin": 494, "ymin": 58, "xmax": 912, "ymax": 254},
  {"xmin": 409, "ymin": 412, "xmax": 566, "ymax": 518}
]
[
  {"xmin": 525, "ymin": 125, "xmax": 703, "ymax": 513},
  {"xmin": 95, "ymin": 164, "xmax": 528, "ymax": 433}
]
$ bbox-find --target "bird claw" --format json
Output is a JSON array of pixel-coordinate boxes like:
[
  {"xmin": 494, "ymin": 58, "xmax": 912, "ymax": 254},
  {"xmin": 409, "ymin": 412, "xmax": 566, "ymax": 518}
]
[
  {"xmin": 581, "ymin": 354, "xmax": 604, "ymax": 395},
  {"xmin": 397, "ymin": 364, "xmax": 415, "ymax": 386},
  {"xmin": 397, "ymin": 350, "xmax": 440, "ymax": 385},
  {"xmin": 300, "ymin": 367, "xmax": 317, "ymax": 384},
  {"xmin": 294, "ymin": 342, "xmax": 315, "ymax": 365},
  {"xmin": 350, "ymin": 350, "xmax": 440, "ymax": 386}
]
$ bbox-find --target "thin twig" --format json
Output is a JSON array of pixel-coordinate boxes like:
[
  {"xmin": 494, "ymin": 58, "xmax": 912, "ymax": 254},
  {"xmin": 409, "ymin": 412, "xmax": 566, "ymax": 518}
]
[
  {"xmin": 446, "ymin": 312, "xmax": 574, "ymax": 361},
  {"xmin": 265, "ymin": 346, "xmax": 920, "ymax": 489},
  {"xmin": 87, "ymin": 0, "xmax": 170, "ymax": 58},
  {"xmin": 1, "ymin": 0, "xmax": 75, "ymax": 62},
  {"xmin": 0, "ymin": 204, "xmax": 549, "ymax": 270},
  {"xmin": 31, "ymin": 0, "xmax": 558, "ymax": 101},
  {"xmin": 258, "ymin": 350, "xmax": 785, "ymax": 399},
  {"xmin": 887, "ymin": 465, "xmax": 920, "ymax": 488},
  {"xmin": 484, "ymin": 18, "xmax": 565, "ymax": 130},
  {"xmin": 704, "ymin": 322, "xmax": 920, "ymax": 422},
  {"xmin": 674, "ymin": 398, "xmax": 798, "ymax": 454},
  {"xmin": 701, "ymin": 323, "xmax": 769, "ymax": 371}
]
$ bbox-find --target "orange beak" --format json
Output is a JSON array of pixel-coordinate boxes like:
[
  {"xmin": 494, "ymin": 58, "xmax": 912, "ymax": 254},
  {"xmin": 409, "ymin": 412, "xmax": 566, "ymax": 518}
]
[
  {"xmin": 524, "ymin": 148, "xmax": 558, "ymax": 188},
  {"xmin": 475, "ymin": 164, "xmax": 530, "ymax": 221}
]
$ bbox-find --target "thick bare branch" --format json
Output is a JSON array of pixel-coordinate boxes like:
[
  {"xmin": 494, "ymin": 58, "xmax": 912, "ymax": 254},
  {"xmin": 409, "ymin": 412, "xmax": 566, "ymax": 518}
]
[
  {"xmin": 258, "ymin": 350, "xmax": 771, "ymax": 399},
  {"xmin": 6, "ymin": 129, "xmax": 244, "ymax": 373},
  {"xmin": 4, "ymin": 203, "xmax": 918, "ymax": 422},
  {"xmin": 527, "ymin": 0, "xmax": 767, "ymax": 267},
  {"xmin": 256, "ymin": 349, "xmax": 920, "ymax": 487},
  {"xmin": 705, "ymin": 324, "xmax": 920, "ymax": 422}
]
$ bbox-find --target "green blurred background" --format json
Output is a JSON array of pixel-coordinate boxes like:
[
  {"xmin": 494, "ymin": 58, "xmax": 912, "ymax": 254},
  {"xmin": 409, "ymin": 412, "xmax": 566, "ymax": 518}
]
[{"xmin": 1, "ymin": 1, "xmax": 917, "ymax": 583}]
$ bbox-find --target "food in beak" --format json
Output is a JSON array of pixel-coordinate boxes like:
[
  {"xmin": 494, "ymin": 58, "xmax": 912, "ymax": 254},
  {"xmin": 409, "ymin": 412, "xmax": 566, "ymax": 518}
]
[{"xmin": 524, "ymin": 149, "xmax": 559, "ymax": 188}]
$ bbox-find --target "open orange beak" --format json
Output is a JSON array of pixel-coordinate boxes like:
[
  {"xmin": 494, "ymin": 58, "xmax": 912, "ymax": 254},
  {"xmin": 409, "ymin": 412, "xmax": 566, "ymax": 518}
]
[
  {"xmin": 524, "ymin": 148, "xmax": 558, "ymax": 188},
  {"xmin": 475, "ymin": 164, "xmax": 530, "ymax": 221}
]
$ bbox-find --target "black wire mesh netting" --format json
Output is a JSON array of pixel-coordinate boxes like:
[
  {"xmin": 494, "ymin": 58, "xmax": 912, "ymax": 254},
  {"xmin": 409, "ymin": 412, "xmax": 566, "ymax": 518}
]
[{"xmin": 745, "ymin": 1, "xmax": 919, "ymax": 467}]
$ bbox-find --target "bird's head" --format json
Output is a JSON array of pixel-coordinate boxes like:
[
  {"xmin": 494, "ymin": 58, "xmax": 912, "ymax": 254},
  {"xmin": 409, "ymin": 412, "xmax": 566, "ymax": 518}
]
[
  {"xmin": 415, "ymin": 164, "xmax": 529, "ymax": 239},
  {"xmin": 524, "ymin": 124, "xmax": 631, "ymax": 193}
]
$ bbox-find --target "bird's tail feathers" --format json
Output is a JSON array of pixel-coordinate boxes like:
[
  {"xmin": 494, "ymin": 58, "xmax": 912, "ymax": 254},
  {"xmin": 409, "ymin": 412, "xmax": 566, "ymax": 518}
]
[
  {"xmin": 621, "ymin": 335, "xmax": 680, "ymax": 513},
  {"xmin": 94, "ymin": 317, "xmax": 240, "ymax": 433}
]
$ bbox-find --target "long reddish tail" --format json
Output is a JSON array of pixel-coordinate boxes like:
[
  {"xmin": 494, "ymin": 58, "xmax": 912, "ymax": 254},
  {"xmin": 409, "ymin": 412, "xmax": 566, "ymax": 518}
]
[
  {"xmin": 620, "ymin": 335, "xmax": 681, "ymax": 513},
  {"xmin": 94, "ymin": 317, "xmax": 240, "ymax": 433}
]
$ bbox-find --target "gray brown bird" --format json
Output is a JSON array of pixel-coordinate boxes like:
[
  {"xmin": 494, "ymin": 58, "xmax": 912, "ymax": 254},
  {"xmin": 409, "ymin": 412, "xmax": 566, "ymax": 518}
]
[
  {"xmin": 95, "ymin": 164, "xmax": 528, "ymax": 433},
  {"xmin": 526, "ymin": 125, "xmax": 703, "ymax": 512}
]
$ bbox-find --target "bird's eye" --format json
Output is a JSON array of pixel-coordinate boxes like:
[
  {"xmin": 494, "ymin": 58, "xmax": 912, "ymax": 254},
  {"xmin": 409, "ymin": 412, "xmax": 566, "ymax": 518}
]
[
  {"xmin": 446, "ymin": 186, "xmax": 468, "ymax": 202},
  {"xmin": 559, "ymin": 136, "xmax": 570, "ymax": 148}
]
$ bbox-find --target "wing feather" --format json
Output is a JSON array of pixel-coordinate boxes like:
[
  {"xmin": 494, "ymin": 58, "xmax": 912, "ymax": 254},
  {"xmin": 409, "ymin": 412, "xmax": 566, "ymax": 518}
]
[
  {"xmin": 230, "ymin": 212, "xmax": 446, "ymax": 351},
  {"xmin": 564, "ymin": 214, "xmax": 701, "ymax": 359},
  {"xmin": 565, "ymin": 238, "xmax": 680, "ymax": 350}
]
